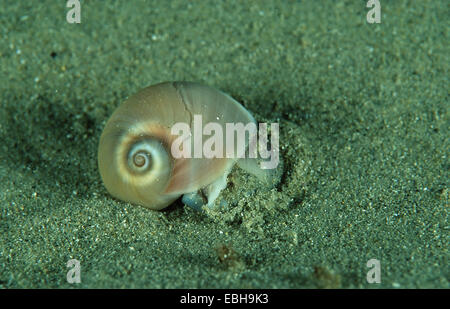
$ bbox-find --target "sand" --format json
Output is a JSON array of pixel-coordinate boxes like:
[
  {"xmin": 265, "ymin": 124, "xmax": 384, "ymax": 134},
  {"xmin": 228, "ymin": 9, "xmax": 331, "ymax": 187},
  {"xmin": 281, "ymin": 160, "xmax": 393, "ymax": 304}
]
[{"xmin": 0, "ymin": 0, "xmax": 448, "ymax": 288}]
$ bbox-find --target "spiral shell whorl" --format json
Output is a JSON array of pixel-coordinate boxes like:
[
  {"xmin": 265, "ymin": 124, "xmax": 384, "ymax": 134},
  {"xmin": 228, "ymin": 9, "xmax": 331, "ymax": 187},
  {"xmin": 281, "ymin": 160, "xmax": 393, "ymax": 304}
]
[
  {"xmin": 118, "ymin": 124, "xmax": 172, "ymax": 183},
  {"xmin": 98, "ymin": 119, "xmax": 177, "ymax": 210}
]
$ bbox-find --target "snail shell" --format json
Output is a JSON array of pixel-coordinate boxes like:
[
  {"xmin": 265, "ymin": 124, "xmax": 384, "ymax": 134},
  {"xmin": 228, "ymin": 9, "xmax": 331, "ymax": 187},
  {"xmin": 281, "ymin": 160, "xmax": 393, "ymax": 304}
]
[{"xmin": 98, "ymin": 81, "xmax": 257, "ymax": 210}]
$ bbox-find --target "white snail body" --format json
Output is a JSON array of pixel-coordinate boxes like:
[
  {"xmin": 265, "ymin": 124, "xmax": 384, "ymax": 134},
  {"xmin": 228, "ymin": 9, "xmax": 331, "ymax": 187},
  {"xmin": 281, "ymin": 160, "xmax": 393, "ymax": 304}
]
[{"xmin": 98, "ymin": 81, "xmax": 258, "ymax": 210}]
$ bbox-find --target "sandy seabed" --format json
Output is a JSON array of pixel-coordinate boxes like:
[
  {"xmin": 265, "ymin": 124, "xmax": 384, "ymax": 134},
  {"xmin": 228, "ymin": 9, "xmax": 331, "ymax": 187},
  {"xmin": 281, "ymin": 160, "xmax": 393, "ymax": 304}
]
[{"xmin": 0, "ymin": 1, "xmax": 448, "ymax": 288}]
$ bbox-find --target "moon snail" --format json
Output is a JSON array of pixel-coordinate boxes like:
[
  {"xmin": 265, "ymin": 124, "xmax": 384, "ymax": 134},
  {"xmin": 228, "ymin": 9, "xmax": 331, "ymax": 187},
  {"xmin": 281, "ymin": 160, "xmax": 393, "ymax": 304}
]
[{"xmin": 98, "ymin": 81, "xmax": 278, "ymax": 211}]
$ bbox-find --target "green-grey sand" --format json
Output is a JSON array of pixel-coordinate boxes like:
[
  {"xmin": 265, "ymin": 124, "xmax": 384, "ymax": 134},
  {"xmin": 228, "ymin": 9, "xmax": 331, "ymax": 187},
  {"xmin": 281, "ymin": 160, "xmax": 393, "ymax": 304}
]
[{"xmin": 0, "ymin": 1, "xmax": 448, "ymax": 288}]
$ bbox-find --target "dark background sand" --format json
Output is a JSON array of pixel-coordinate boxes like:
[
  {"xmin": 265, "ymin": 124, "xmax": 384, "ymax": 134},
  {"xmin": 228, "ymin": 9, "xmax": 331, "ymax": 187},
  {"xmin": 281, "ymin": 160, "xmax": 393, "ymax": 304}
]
[{"xmin": 0, "ymin": 0, "xmax": 448, "ymax": 288}]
